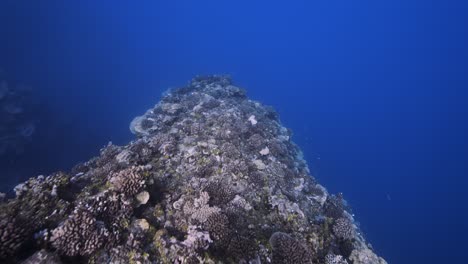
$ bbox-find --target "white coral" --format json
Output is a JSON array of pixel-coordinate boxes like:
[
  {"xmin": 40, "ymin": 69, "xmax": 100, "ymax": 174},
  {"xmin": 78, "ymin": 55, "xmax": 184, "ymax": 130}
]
[
  {"xmin": 129, "ymin": 115, "xmax": 149, "ymax": 136},
  {"xmin": 248, "ymin": 115, "xmax": 258, "ymax": 125},
  {"xmin": 325, "ymin": 254, "xmax": 348, "ymax": 264},
  {"xmin": 259, "ymin": 147, "xmax": 270, "ymax": 156},
  {"xmin": 115, "ymin": 150, "xmax": 133, "ymax": 164},
  {"xmin": 182, "ymin": 225, "xmax": 212, "ymax": 250}
]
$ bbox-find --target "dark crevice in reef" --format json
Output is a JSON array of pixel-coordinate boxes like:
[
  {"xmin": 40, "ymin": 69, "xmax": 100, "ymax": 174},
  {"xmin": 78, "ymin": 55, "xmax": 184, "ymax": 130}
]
[{"xmin": 0, "ymin": 75, "xmax": 386, "ymax": 264}]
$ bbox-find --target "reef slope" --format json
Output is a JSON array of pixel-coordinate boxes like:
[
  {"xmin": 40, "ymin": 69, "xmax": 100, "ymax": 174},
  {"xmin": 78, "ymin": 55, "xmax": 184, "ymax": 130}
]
[{"xmin": 0, "ymin": 76, "xmax": 386, "ymax": 264}]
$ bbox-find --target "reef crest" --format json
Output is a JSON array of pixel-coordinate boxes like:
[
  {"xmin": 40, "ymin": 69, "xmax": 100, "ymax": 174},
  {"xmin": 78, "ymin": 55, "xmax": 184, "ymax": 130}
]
[{"xmin": 0, "ymin": 75, "xmax": 386, "ymax": 264}]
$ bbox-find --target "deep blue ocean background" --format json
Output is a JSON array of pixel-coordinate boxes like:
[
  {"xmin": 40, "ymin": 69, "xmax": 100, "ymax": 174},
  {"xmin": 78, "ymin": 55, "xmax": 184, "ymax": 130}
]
[{"xmin": 1, "ymin": 1, "xmax": 468, "ymax": 263}]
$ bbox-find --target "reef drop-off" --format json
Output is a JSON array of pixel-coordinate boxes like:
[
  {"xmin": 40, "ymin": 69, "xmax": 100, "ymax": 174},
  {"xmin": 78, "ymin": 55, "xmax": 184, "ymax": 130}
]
[{"xmin": 0, "ymin": 76, "xmax": 386, "ymax": 264}]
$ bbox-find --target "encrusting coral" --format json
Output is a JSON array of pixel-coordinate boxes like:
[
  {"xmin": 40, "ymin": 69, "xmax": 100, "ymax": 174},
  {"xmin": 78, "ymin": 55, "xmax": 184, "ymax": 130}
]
[{"xmin": 0, "ymin": 75, "xmax": 386, "ymax": 263}]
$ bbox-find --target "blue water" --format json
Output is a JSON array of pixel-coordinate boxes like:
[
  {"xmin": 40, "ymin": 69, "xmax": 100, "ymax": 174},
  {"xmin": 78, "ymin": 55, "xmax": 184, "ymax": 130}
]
[{"xmin": 1, "ymin": 1, "xmax": 468, "ymax": 263}]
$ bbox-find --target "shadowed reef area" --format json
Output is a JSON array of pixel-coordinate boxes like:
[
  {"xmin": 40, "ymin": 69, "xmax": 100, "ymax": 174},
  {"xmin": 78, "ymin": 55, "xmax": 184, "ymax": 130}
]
[{"xmin": 0, "ymin": 76, "xmax": 386, "ymax": 264}]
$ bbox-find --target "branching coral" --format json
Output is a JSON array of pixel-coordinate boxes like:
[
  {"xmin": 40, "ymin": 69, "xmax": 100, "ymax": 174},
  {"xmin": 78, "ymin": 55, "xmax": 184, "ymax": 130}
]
[
  {"xmin": 325, "ymin": 253, "xmax": 349, "ymax": 264},
  {"xmin": 0, "ymin": 214, "xmax": 30, "ymax": 259},
  {"xmin": 332, "ymin": 218, "xmax": 355, "ymax": 240},
  {"xmin": 203, "ymin": 180, "xmax": 236, "ymax": 206},
  {"xmin": 109, "ymin": 166, "xmax": 149, "ymax": 196},
  {"xmin": 51, "ymin": 207, "xmax": 108, "ymax": 256},
  {"xmin": 0, "ymin": 173, "xmax": 71, "ymax": 260},
  {"xmin": 183, "ymin": 191, "xmax": 221, "ymax": 224},
  {"xmin": 85, "ymin": 191, "xmax": 133, "ymax": 234},
  {"xmin": 182, "ymin": 225, "xmax": 213, "ymax": 251},
  {"xmin": 269, "ymin": 232, "xmax": 313, "ymax": 264},
  {"xmin": 203, "ymin": 212, "xmax": 231, "ymax": 249},
  {"xmin": 324, "ymin": 193, "xmax": 347, "ymax": 219}
]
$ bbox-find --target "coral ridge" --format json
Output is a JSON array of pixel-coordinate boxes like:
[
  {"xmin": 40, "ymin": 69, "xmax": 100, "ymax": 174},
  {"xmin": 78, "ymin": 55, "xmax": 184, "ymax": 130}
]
[{"xmin": 0, "ymin": 75, "xmax": 386, "ymax": 264}]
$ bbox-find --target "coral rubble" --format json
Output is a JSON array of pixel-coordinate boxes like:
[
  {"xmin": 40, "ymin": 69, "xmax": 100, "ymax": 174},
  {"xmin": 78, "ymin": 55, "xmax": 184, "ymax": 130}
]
[{"xmin": 0, "ymin": 75, "xmax": 386, "ymax": 263}]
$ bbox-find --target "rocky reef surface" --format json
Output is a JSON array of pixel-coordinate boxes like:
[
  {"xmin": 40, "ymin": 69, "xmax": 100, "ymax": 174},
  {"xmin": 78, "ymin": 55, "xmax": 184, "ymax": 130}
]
[{"xmin": 0, "ymin": 76, "xmax": 386, "ymax": 264}]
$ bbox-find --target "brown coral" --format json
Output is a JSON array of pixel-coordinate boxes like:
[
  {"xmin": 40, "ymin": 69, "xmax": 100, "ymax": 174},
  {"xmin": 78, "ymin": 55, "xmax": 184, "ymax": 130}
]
[
  {"xmin": 51, "ymin": 208, "xmax": 108, "ymax": 256},
  {"xmin": 109, "ymin": 166, "xmax": 148, "ymax": 196},
  {"xmin": 269, "ymin": 232, "xmax": 314, "ymax": 264},
  {"xmin": 0, "ymin": 214, "xmax": 30, "ymax": 259}
]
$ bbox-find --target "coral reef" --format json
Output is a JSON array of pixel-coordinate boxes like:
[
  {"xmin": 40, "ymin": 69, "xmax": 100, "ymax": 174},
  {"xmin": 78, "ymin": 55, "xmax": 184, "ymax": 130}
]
[{"xmin": 0, "ymin": 75, "xmax": 386, "ymax": 263}]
